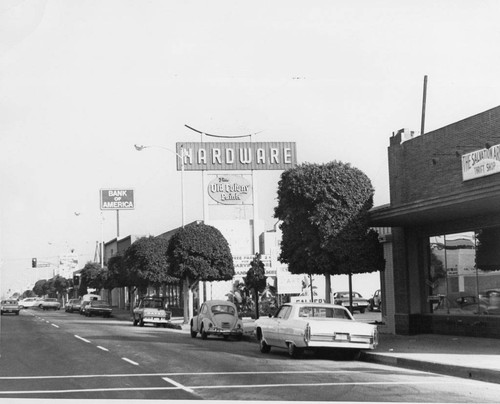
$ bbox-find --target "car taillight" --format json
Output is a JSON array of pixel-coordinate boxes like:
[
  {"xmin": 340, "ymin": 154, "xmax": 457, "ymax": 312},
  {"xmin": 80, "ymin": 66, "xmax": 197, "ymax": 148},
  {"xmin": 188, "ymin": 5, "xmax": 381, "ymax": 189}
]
[
  {"xmin": 304, "ymin": 323, "xmax": 311, "ymax": 343},
  {"xmin": 373, "ymin": 328, "xmax": 379, "ymax": 347}
]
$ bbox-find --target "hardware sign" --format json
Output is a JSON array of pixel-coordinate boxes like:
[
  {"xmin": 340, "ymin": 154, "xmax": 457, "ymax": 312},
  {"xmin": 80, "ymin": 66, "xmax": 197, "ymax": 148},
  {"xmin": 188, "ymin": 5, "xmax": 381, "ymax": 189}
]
[{"xmin": 176, "ymin": 141, "xmax": 297, "ymax": 171}]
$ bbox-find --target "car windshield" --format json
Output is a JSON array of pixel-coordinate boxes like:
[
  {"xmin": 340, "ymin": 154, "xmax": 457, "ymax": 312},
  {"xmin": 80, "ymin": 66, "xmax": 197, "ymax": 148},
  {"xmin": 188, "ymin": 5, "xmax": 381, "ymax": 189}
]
[
  {"xmin": 2, "ymin": 300, "xmax": 16, "ymax": 304},
  {"xmin": 299, "ymin": 306, "xmax": 351, "ymax": 320},
  {"xmin": 143, "ymin": 299, "xmax": 163, "ymax": 308},
  {"xmin": 338, "ymin": 292, "xmax": 361, "ymax": 298},
  {"xmin": 91, "ymin": 301, "xmax": 109, "ymax": 307},
  {"xmin": 211, "ymin": 305, "xmax": 235, "ymax": 315}
]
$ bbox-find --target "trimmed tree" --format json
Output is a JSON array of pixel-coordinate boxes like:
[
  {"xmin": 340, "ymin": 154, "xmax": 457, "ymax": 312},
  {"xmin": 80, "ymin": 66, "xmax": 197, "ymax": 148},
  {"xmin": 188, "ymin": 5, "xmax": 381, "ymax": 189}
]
[
  {"xmin": 274, "ymin": 161, "xmax": 385, "ymax": 306},
  {"xmin": 33, "ymin": 279, "xmax": 48, "ymax": 297},
  {"xmin": 243, "ymin": 253, "xmax": 267, "ymax": 319},
  {"xmin": 79, "ymin": 262, "xmax": 104, "ymax": 295},
  {"xmin": 166, "ymin": 222, "xmax": 234, "ymax": 323},
  {"xmin": 123, "ymin": 236, "xmax": 177, "ymax": 307}
]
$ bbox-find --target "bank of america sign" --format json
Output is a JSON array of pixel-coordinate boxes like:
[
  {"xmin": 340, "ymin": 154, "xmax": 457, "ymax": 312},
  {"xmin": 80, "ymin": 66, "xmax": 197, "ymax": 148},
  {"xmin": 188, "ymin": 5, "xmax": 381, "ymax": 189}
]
[{"xmin": 176, "ymin": 142, "xmax": 297, "ymax": 171}]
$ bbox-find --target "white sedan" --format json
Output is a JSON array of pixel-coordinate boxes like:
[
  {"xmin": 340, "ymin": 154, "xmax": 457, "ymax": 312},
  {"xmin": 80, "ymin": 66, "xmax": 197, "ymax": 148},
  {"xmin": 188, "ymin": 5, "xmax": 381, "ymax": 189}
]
[
  {"xmin": 18, "ymin": 297, "xmax": 41, "ymax": 309},
  {"xmin": 255, "ymin": 302, "xmax": 378, "ymax": 359}
]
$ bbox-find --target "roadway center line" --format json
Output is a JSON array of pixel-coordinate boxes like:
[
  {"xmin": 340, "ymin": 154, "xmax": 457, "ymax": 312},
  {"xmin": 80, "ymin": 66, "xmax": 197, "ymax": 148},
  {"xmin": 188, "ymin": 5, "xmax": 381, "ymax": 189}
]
[
  {"xmin": 97, "ymin": 346, "xmax": 109, "ymax": 352},
  {"xmin": 122, "ymin": 357, "xmax": 139, "ymax": 366},
  {"xmin": 162, "ymin": 377, "xmax": 195, "ymax": 394},
  {"xmin": 74, "ymin": 335, "xmax": 91, "ymax": 343},
  {"xmin": 51, "ymin": 324, "xmax": 59, "ymax": 328}
]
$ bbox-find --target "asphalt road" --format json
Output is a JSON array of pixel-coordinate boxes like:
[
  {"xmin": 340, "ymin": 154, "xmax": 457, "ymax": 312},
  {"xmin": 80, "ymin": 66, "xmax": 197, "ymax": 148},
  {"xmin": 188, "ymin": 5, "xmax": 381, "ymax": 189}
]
[{"xmin": 2, "ymin": 309, "xmax": 500, "ymax": 402}]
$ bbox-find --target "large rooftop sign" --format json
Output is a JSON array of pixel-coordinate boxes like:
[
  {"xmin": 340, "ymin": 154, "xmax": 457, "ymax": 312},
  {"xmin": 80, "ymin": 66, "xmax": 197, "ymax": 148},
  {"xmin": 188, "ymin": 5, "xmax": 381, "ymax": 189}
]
[
  {"xmin": 461, "ymin": 143, "xmax": 500, "ymax": 181},
  {"xmin": 176, "ymin": 142, "xmax": 297, "ymax": 171}
]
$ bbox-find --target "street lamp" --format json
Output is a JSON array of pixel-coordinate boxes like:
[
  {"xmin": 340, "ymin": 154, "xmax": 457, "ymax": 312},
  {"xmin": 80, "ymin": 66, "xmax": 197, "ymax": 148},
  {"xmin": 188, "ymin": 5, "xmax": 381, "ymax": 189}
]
[{"xmin": 134, "ymin": 144, "xmax": 185, "ymax": 228}]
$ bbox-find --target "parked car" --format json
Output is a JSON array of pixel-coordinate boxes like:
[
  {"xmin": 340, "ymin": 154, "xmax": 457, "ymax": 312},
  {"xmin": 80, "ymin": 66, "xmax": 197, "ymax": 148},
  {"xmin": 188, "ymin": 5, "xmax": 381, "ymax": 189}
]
[
  {"xmin": 39, "ymin": 298, "xmax": 61, "ymax": 310},
  {"xmin": 333, "ymin": 291, "xmax": 370, "ymax": 313},
  {"xmin": 255, "ymin": 302, "xmax": 378, "ymax": 359},
  {"xmin": 79, "ymin": 294, "xmax": 101, "ymax": 315},
  {"xmin": 190, "ymin": 300, "xmax": 243, "ymax": 340},
  {"xmin": 85, "ymin": 300, "xmax": 112, "ymax": 318},
  {"xmin": 80, "ymin": 301, "xmax": 91, "ymax": 315},
  {"xmin": 18, "ymin": 297, "xmax": 40, "ymax": 309},
  {"xmin": 368, "ymin": 289, "xmax": 382, "ymax": 312},
  {"xmin": 133, "ymin": 296, "xmax": 171, "ymax": 327},
  {"xmin": 65, "ymin": 299, "xmax": 81, "ymax": 313},
  {"xmin": 455, "ymin": 295, "xmax": 489, "ymax": 314},
  {"xmin": 1, "ymin": 299, "xmax": 20, "ymax": 315},
  {"xmin": 480, "ymin": 289, "xmax": 500, "ymax": 309}
]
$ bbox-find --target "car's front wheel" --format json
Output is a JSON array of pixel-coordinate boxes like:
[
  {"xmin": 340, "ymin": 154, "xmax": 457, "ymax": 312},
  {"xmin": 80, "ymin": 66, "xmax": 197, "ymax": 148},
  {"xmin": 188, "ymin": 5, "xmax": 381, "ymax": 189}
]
[
  {"xmin": 133, "ymin": 317, "xmax": 138, "ymax": 326},
  {"xmin": 200, "ymin": 326, "xmax": 208, "ymax": 340},
  {"xmin": 190, "ymin": 324, "xmax": 197, "ymax": 338}
]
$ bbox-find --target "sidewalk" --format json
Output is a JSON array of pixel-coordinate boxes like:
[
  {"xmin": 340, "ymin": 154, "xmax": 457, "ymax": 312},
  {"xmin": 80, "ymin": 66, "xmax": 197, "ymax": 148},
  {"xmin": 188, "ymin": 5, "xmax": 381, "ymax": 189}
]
[
  {"xmin": 362, "ymin": 332, "xmax": 500, "ymax": 384},
  {"xmin": 111, "ymin": 308, "xmax": 500, "ymax": 384}
]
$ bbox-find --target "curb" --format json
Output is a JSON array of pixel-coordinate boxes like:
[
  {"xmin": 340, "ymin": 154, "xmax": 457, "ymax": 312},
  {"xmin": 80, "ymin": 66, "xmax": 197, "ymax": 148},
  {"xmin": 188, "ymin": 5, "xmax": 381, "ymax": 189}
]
[{"xmin": 361, "ymin": 352, "xmax": 500, "ymax": 385}]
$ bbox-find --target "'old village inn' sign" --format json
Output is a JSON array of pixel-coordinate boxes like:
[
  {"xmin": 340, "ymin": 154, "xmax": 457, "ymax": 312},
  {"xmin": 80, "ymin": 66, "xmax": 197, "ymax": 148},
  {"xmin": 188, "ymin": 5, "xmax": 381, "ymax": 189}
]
[{"xmin": 208, "ymin": 175, "xmax": 252, "ymax": 205}]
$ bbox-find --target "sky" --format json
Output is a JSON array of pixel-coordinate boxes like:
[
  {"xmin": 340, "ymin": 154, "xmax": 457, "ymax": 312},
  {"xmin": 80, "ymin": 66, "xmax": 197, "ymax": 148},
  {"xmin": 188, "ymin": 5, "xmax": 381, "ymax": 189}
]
[{"xmin": 1, "ymin": 0, "xmax": 500, "ymax": 298}]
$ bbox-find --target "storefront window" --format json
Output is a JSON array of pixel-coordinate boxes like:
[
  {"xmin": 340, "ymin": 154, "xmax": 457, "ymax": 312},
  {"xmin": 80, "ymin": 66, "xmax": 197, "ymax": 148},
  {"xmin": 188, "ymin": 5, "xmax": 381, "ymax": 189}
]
[{"xmin": 428, "ymin": 228, "xmax": 500, "ymax": 316}]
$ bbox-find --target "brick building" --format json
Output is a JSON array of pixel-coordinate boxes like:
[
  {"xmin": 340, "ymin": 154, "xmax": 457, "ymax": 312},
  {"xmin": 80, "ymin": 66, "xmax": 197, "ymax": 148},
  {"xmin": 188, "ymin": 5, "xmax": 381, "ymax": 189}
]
[{"xmin": 370, "ymin": 106, "xmax": 500, "ymax": 338}]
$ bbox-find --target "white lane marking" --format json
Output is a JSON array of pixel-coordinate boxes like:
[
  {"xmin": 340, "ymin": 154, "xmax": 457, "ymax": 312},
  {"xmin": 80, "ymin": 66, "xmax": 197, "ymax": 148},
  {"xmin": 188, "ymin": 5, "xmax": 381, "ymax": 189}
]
[
  {"xmin": 121, "ymin": 357, "xmax": 139, "ymax": 366},
  {"xmin": 0, "ymin": 369, "xmax": 430, "ymax": 379},
  {"xmin": 74, "ymin": 335, "xmax": 91, "ymax": 343},
  {"xmin": 51, "ymin": 324, "xmax": 59, "ymax": 328},
  {"xmin": 97, "ymin": 346, "xmax": 109, "ymax": 351},
  {"xmin": 45, "ymin": 320, "xmax": 50, "ymax": 323},
  {"xmin": 0, "ymin": 380, "xmax": 470, "ymax": 396},
  {"xmin": 0, "ymin": 387, "xmax": 180, "ymax": 395},
  {"xmin": 162, "ymin": 377, "xmax": 195, "ymax": 394}
]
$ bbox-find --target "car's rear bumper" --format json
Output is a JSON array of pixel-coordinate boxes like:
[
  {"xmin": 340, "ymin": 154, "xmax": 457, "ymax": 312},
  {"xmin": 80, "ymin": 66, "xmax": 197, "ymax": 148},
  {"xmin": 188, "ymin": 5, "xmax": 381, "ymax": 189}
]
[
  {"xmin": 306, "ymin": 341, "xmax": 374, "ymax": 350},
  {"xmin": 207, "ymin": 328, "xmax": 244, "ymax": 336},
  {"xmin": 90, "ymin": 310, "xmax": 112, "ymax": 315},
  {"xmin": 143, "ymin": 317, "xmax": 169, "ymax": 324}
]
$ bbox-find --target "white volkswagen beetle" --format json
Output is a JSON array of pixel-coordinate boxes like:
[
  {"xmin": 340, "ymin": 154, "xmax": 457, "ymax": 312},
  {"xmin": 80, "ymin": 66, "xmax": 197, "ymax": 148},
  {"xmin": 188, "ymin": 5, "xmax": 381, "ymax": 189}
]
[
  {"xmin": 190, "ymin": 300, "xmax": 243, "ymax": 340},
  {"xmin": 255, "ymin": 302, "xmax": 378, "ymax": 359}
]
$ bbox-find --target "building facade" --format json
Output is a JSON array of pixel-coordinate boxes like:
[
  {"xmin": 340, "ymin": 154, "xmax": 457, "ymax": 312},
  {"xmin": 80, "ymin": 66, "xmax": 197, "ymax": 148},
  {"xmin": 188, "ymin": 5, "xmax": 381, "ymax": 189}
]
[{"xmin": 370, "ymin": 106, "xmax": 500, "ymax": 338}]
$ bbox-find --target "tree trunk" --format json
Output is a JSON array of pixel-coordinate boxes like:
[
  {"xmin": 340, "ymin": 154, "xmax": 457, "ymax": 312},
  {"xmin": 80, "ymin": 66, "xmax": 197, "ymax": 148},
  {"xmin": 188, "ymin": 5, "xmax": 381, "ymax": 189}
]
[
  {"xmin": 183, "ymin": 277, "xmax": 189, "ymax": 324},
  {"xmin": 309, "ymin": 273, "xmax": 314, "ymax": 302},
  {"xmin": 128, "ymin": 286, "xmax": 134, "ymax": 313},
  {"xmin": 325, "ymin": 274, "xmax": 331, "ymax": 303},
  {"xmin": 254, "ymin": 289, "xmax": 259, "ymax": 319},
  {"xmin": 348, "ymin": 272, "xmax": 353, "ymax": 313}
]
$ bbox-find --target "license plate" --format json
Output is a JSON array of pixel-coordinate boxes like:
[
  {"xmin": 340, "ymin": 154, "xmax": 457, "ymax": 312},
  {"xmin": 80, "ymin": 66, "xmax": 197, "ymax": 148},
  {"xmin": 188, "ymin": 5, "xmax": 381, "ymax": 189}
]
[{"xmin": 335, "ymin": 333, "xmax": 349, "ymax": 341}]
